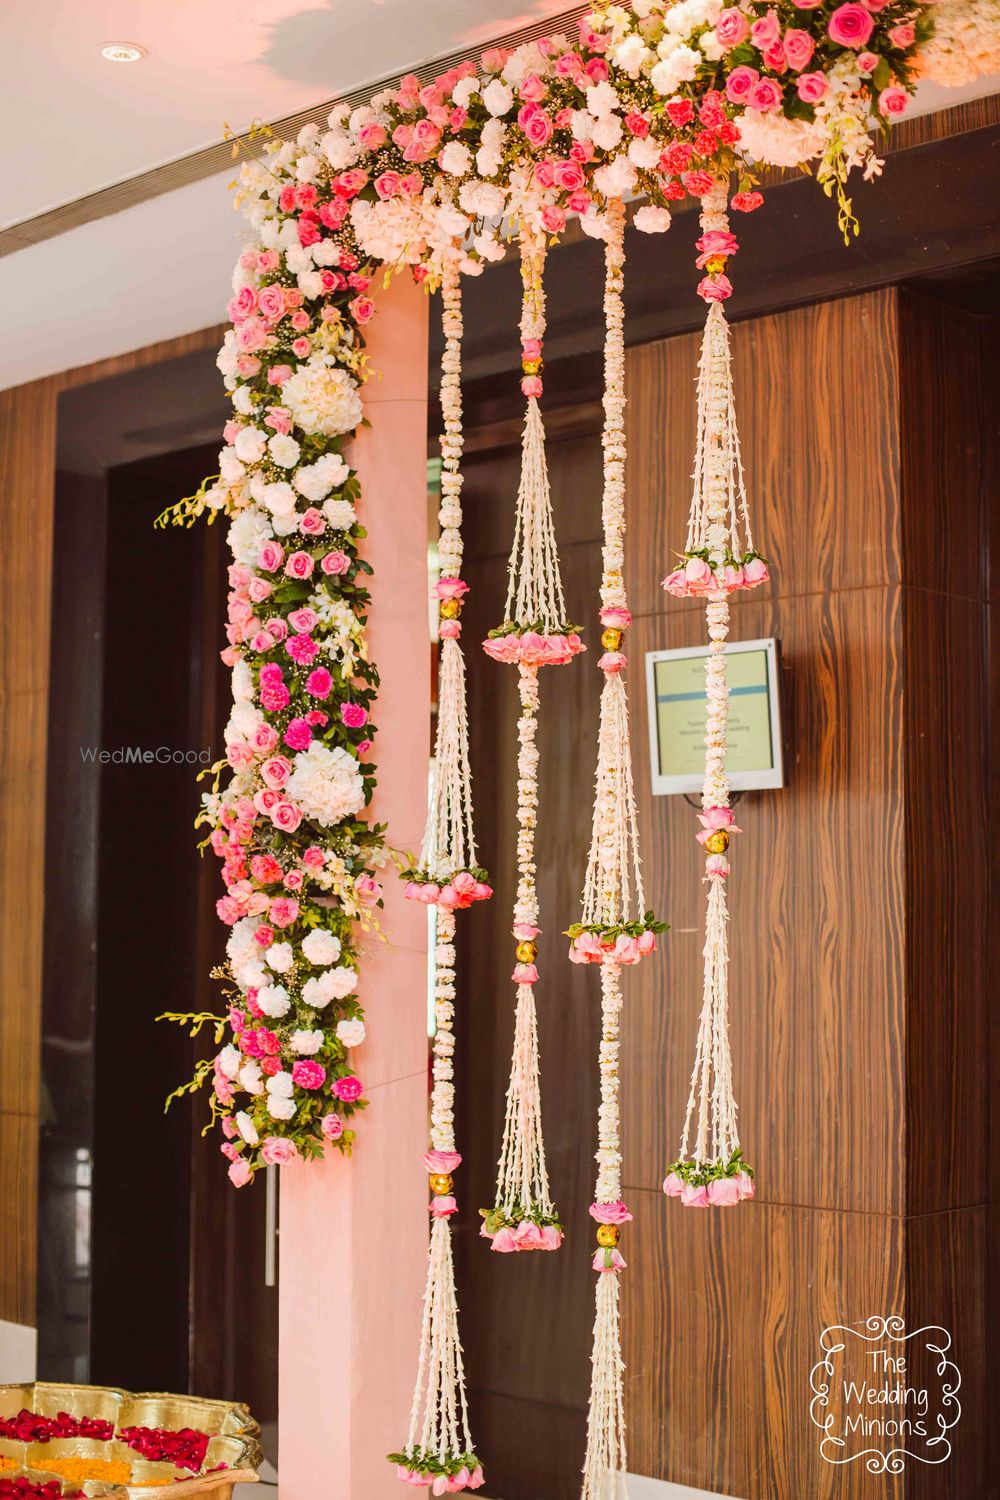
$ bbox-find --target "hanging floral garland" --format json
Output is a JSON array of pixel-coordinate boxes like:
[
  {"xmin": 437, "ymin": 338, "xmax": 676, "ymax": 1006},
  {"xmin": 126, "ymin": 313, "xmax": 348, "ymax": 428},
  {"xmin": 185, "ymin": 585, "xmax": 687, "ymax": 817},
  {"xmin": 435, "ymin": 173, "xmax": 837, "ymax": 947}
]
[
  {"xmin": 478, "ymin": 220, "xmax": 582, "ymax": 1255},
  {"xmin": 573, "ymin": 199, "xmax": 666, "ymax": 1500},
  {"xmin": 165, "ymin": 0, "xmax": 982, "ymax": 1185},
  {"xmin": 661, "ymin": 181, "xmax": 763, "ymax": 1207},
  {"xmin": 390, "ymin": 264, "xmax": 488, "ymax": 1494}
]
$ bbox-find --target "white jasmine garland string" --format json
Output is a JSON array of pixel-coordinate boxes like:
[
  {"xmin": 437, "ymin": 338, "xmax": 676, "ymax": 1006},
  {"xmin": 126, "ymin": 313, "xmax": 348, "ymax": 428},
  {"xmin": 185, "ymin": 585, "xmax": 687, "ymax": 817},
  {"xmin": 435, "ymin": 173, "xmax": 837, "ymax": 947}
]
[
  {"xmin": 574, "ymin": 201, "xmax": 664, "ymax": 1500},
  {"xmin": 392, "ymin": 263, "xmax": 487, "ymax": 1495},
  {"xmin": 480, "ymin": 222, "xmax": 584, "ymax": 1254},
  {"xmin": 662, "ymin": 181, "xmax": 768, "ymax": 1210}
]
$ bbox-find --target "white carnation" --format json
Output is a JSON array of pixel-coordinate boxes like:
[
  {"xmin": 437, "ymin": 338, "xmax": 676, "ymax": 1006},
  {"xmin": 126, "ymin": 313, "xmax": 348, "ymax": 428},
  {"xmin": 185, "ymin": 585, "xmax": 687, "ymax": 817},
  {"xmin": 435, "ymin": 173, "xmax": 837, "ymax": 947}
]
[
  {"xmin": 738, "ymin": 108, "xmax": 824, "ymax": 168},
  {"xmin": 217, "ymin": 1045, "xmax": 241, "ymax": 1080},
  {"xmin": 628, "ymin": 136, "xmax": 662, "ymax": 169},
  {"xmin": 285, "ymin": 742, "xmax": 365, "ymax": 827},
  {"xmin": 228, "ymin": 506, "xmax": 274, "ymax": 566},
  {"xmin": 452, "ymin": 76, "xmax": 478, "ymax": 107},
  {"xmin": 458, "ymin": 180, "xmax": 507, "ymax": 217},
  {"xmin": 586, "ymin": 82, "xmax": 620, "ymax": 118},
  {"xmin": 592, "ymin": 114, "xmax": 624, "ymax": 151},
  {"xmin": 232, "ymin": 659, "xmax": 254, "ymax": 702},
  {"xmin": 262, "ymin": 481, "xmax": 297, "ymax": 517},
  {"xmin": 291, "ymin": 1029, "xmax": 325, "ymax": 1055},
  {"xmin": 439, "ymin": 141, "xmax": 473, "ymax": 176},
  {"xmin": 281, "ymin": 360, "xmax": 363, "ymax": 438},
  {"xmin": 232, "ymin": 385, "xmax": 254, "ymax": 416},
  {"xmin": 268, "ymin": 434, "xmax": 301, "ymax": 469},
  {"xmin": 336, "ymin": 1018, "xmax": 366, "ymax": 1048},
  {"xmin": 239, "ymin": 1060, "xmax": 264, "ymax": 1095},
  {"xmin": 295, "ymin": 453, "xmax": 350, "ymax": 502},
  {"xmin": 266, "ymin": 942, "xmax": 295, "ymax": 974},
  {"xmin": 235, "ymin": 1110, "xmax": 259, "ymax": 1145},
  {"xmin": 219, "ymin": 447, "xmax": 245, "ymax": 486},
  {"xmin": 266, "ymin": 1070, "xmax": 294, "ymax": 1096},
  {"xmin": 256, "ymin": 983, "xmax": 291, "ymax": 1018},
  {"xmin": 302, "ymin": 966, "xmax": 358, "ymax": 1007},
  {"xmin": 320, "ymin": 130, "xmax": 359, "ymax": 170},
  {"xmin": 612, "ymin": 33, "xmax": 649, "ymax": 74},
  {"xmin": 593, "ymin": 158, "xmax": 637, "ymax": 197},
  {"xmin": 482, "ymin": 79, "xmax": 513, "ymax": 116},
  {"xmin": 267, "ymin": 1094, "xmax": 297, "ymax": 1121},
  {"xmin": 302, "ymin": 928, "xmax": 342, "ymax": 965},
  {"xmin": 322, "ymin": 497, "xmax": 357, "ymax": 530},
  {"xmin": 634, "ymin": 204, "xmax": 673, "ymax": 233}
]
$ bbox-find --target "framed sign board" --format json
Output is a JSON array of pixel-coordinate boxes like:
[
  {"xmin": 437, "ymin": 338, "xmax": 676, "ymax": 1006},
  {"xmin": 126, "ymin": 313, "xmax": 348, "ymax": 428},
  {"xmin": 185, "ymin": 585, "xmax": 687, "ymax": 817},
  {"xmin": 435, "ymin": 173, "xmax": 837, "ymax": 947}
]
[{"xmin": 645, "ymin": 637, "xmax": 784, "ymax": 796}]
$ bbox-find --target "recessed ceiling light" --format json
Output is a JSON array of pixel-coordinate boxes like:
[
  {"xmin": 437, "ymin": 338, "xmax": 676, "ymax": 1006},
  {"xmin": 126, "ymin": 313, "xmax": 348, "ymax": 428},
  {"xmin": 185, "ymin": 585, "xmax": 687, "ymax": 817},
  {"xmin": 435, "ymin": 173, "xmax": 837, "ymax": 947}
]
[{"xmin": 100, "ymin": 42, "xmax": 146, "ymax": 63}]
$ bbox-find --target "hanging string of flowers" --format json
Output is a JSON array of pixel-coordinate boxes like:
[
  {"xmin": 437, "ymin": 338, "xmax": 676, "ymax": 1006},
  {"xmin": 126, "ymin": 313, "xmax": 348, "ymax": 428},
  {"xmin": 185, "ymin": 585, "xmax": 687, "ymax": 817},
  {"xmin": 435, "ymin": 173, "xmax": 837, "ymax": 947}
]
[
  {"xmin": 479, "ymin": 222, "xmax": 582, "ymax": 1254},
  {"xmin": 575, "ymin": 200, "xmax": 665, "ymax": 1500},
  {"xmin": 166, "ymin": 0, "xmax": 985, "ymax": 1184},
  {"xmin": 391, "ymin": 265, "xmax": 488, "ymax": 1496},
  {"xmin": 662, "ymin": 180, "xmax": 763, "ymax": 1209}
]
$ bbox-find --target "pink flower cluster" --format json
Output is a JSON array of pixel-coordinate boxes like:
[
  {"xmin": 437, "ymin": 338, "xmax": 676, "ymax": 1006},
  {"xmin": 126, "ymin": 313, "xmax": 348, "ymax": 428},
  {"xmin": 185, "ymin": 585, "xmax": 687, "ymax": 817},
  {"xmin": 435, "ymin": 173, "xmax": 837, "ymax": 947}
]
[
  {"xmin": 569, "ymin": 930, "xmax": 657, "ymax": 965},
  {"xmin": 663, "ymin": 1171, "xmax": 756, "ymax": 1206},
  {"xmin": 662, "ymin": 555, "xmax": 769, "ymax": 598},
  {"xmin": 482, "ymin": 631, "xmax": 586, "ymax": 666},
  {"xmin": 404, "ymin": 871, "xmax": 492, "ymax": 908},
  {"xmin": 480, "ymin": 1220, "xmax": 564, "ymax": 1252},
  {"xmin": 395, "ymin": 1465, "xmax": 485, "ymax": 1493}
]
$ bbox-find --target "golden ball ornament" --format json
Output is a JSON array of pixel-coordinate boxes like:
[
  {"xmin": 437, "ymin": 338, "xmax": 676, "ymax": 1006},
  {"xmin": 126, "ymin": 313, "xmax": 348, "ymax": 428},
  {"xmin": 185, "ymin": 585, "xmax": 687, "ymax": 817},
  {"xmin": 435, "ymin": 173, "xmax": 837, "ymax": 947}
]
[
  {"xmin": 429, "ymin": 1173, "xmax": 454, "ymax": 1196},
  {"xmin": 439, "ymin": 598, "xmax": 461, "ymax": 620},
  {"xmin": 705, "ymin": 255, "xmax": 727, "ymax": 274},
  {"xmin": 600, "ymin": 628, "xmax": 623, "ymax": 651},
  {"xmin": 704, "ymin": 830, "xmax": 730, "ymax": 855},
  {"xmin": 596, "ymin": 1223, "xmax": 620, "ymax": 1248},
  {"xmin": 515, "ymin": 940, "xmax": 538, "ymax": 964},
  {"xmin": 521, "ymin": 357, "xmax": 544, "ymax": 376}
]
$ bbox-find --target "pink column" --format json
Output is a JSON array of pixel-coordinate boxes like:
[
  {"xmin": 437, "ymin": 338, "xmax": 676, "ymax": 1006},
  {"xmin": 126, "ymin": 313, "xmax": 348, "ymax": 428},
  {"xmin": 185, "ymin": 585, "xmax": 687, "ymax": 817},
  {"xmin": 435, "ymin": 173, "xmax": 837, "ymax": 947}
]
[{"xmin": 279, "ymin": 275, "xmax": 430, "ymax": 1500}]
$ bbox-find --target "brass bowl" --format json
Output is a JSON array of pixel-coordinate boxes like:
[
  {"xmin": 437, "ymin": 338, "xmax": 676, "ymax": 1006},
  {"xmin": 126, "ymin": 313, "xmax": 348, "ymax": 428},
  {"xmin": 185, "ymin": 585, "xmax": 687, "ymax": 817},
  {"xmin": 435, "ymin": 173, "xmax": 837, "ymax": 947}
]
[{"xmin": 0, "ymin": 1383, "xmax": 262, "ymax": 1498}]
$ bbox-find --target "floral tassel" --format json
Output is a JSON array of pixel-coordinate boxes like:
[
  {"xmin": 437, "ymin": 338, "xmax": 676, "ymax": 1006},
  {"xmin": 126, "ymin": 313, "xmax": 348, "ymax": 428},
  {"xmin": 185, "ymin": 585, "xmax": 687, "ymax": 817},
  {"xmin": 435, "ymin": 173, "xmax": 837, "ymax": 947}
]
[
  {"xmin": 481, "ymin": 224, "xmax": 582, "ymax": 1252},
  {"xmin": 662, "ymin": 181, "xmax": 766, "ymax": 1209},
  {"xmin": 576, "ymin": 201, "xmax": 662, "ymax": 1500},
  {"xmin": 392, "ymin": 264, "xmax": 486, "ymax": 1492}
]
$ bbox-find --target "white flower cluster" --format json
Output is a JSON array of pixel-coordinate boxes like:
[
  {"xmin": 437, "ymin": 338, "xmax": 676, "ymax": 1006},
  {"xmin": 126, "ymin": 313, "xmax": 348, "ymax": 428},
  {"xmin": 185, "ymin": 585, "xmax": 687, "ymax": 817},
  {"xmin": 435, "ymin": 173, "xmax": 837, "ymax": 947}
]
[
  {"xmin": 917, "ymin": 0, "xmax": 1000, "ymax": 85},
  {"xmin": 285, "ymin": 742, "xmax": 366, "ymax": 827},
  {"xmin": 281, "ymin": 359, "xmax": 364, "ymax": 438}
]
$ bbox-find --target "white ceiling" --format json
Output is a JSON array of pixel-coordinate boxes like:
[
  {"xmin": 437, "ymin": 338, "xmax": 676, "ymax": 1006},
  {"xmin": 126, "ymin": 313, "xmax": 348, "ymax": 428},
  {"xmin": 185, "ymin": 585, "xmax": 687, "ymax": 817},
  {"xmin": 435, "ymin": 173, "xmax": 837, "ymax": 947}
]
[{"xmin": 1, "ymin": 0, "xmax": 573, "ymax": 229}]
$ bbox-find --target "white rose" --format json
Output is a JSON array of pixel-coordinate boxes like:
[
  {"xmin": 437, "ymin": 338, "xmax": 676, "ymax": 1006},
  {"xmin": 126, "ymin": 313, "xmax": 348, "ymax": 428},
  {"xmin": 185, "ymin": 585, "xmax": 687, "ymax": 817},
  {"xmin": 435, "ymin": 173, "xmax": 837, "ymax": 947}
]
[
  {"xmin": 266, "ymin": 942, "xmax": 295, "ymax": 974},
  {"xmin": 302, "ymin": 928, "xmax": 342, "ymax": 965},
  {"xmin": 336, "ymin": 1018, "xmax": 366, "ymax": 1048},
  {"xmin": 256, "ymin": 983, "xmax": 291, "ymax": 1018},
  {"xmin": 268, "ymin": 434, "xmax": 301, "ymax": 469},
  {"xmin": 217, "ymin": 1045, "xmax": 241, "ymax": 1080},
  {"xmin": 235, "ymin": 1110, "xmax": 259, "ymax": 1145},
  {"xmin": 267, "ymin": 1094, "xmax": 297, "ymax": 1121},
  {"xmin": 291, "ymin": 1029, "xmax": 325, "ymax": 1055}
]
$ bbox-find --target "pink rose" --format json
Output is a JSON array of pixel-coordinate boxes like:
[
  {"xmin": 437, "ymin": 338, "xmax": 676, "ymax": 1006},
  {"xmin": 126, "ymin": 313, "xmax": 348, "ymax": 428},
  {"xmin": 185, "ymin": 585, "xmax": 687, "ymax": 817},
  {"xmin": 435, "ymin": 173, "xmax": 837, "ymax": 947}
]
[
  {"xmin": 292, "ymin": 1060, "xmax": 327, "ymax": 1090},
  {"xmin": 796, "ymin": 71, "xmax": 829, "ymax": 102},
  {"xmin": 228, "ymin": 1158, "xmax": 252, "ymax": 1187},
  {"xmin": 716, "ymin": 7, "xmax": 750, "ymax": 47},
  {"xmin": 355, "ymin": 874, "xmax": 382, "ymax": 906},
  {"xmin": 258, "ymin": 541, "xmax": 285, "ymax": 572},
  {"xmin": 827, "ymin": 2, "xmax": 875, "ymax": 46},
  {"xmin": 321, "ymin": 550, "xmax": 350, "ymax": 575},
  {"xmin": 517, "ymin": 102, "xmax": 554, "ymax": 147},
  {"xmin": 750, "ymin": 8, "xmax": 781, "ymax": 47},
  {"xmin": 359, "ymin": 121, "xmax": 387, "ymax": 149},
  {"xmin": 662, "ymin": 1172, "xmax": 684, "ymax": 1197},
  {"xmin": 261, "ymin": 1137, "xmax": 299, "ymax": 1165},
  {"xmin": 681, "ymin": 1183, "xmax": 710, "ymax": 1207},
  {"xmin": 857, "ymin": 50, "xmax": 879, "ymax": 72},
  {"xmin": 707, "ymin": 1177, "xmax": 742, "ymax": 1206},
  {"xmin": 434, "ymin": 577, "xmax": 469, "ymax": 600},
  {"xmin": 592, "ymin": 1248, "xmax": 627, "ymax": 1272},
  {"xmin": 743, "ymin": 556, "xmax": 769, "ymax": 586},
  {"xmin": 284, "ymin": 550, "xmax": 315, "ymax": 580},
  {"xmin": 321, "ymin": 1113, "xmax": 344, "ymax": 1140},
  {"xmin": 736, "ymin": 1171, "xmax": 756, "ymax": 1200},
  {"xmin": 889, "ymin": 21, "xmax": 915, "ymax": 46},
  {"xmin": 332, "ymin": 1074, "xmax": 363, "ymax": 1102},
  {"xmin": 350, "ymin": 296, "xmax": 376, "ymax": 324},
  {"xmin": 261, "ymin": 755, "xmax": 292, "ymax": 789},
  {"xmin": 430, "ymin": 1195, "xmax": 458, "ymax": 1217},
  {"xmin": 257, "ymin": 285, "xmax": 286, "ymax": 323},
  {"xmin": 374, "ymin": 171, "xmax": 402, "ymax": 200},
  {"xmin": 300, "ymin": 507, "xmax": 325, "ymax": 536},
  {"xmin": 783, "ymin": 28, "xmax": 815, "ymax": 69},
  {"xmin": 749, "ymin": 76, "xmax": 783, "ymax": 111},
  {"xmin": 879, "ymin": 85, "xmax": 909, "ymax": 116},
  {"xmin": 725, "ymin": 65, "xmax": 759, "ymax": 104},
  {"xmin": 423, "ymin": 1149, "xmax": 461, "ymax": 1173},
  {"xmin": 589, "ymin": 1201, "xmax": 634, "ymax": 1224}
]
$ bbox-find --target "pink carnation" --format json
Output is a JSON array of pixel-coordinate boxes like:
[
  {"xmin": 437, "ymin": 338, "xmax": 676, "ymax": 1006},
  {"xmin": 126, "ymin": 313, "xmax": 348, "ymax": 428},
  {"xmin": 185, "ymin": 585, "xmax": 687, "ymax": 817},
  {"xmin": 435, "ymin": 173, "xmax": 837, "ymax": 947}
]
[
  {"xmin": 291, "ymin": 1060, "xmax": 327, "ymax": 1090},
  {"xmin": 332, "ymin": 1074, "xmax": 363, "ymax": 1102}
]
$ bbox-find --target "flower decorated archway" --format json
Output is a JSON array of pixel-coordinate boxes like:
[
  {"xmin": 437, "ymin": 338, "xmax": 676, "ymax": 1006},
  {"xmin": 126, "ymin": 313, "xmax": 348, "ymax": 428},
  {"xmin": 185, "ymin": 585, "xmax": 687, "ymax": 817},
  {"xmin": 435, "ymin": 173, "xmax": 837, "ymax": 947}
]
[{"xmin": 160, "ymin": 1, "xmax": 995, "ymax": 1493}]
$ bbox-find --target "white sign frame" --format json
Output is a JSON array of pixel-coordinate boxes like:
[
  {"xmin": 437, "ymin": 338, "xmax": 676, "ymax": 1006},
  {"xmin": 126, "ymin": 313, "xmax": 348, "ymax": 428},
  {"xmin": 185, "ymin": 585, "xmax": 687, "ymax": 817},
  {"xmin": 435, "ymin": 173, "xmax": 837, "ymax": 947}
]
[{"xmin": 645, "ymin": 636, "xmax": 784, "ymax": 796}]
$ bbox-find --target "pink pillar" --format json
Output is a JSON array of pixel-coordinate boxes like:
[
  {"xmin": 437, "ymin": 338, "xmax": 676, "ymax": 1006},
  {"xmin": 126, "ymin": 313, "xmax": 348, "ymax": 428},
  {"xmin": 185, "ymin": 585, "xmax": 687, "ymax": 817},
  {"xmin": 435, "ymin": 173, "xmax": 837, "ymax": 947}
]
[{"xmin": 279, "ymin": 275, "xmax": 430, "ymax": 1499}]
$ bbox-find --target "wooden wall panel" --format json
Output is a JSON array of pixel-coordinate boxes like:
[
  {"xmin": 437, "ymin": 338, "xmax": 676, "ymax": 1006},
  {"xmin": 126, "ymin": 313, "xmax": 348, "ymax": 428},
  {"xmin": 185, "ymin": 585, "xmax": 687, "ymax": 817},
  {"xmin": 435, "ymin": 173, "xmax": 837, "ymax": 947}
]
[{"xmin": 0, "ymin": 380, "xmax": 57, "ymax": 1325}]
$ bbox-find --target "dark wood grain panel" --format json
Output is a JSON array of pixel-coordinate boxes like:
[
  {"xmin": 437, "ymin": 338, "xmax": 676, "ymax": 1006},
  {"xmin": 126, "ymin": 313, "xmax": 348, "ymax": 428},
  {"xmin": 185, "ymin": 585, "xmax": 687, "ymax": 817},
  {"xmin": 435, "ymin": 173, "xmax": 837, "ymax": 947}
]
[
  {"xmin": 903, "ymin": 590, "xmax": 987, "ymax": 1215},
  {"xmin": 624, "ymin": 1189, "xmax": 907, "ymax": 1500},
  {"xmin": 625, "ymin": 290, "xmax": 902, "ymax": 620},
  {"xmin": 0, "ymin": 1112, "xmax": 39, "ymax": 1325},
  {"xmin": 622, "ymin": 588, "xmax": 906, "ymax": 1216}
]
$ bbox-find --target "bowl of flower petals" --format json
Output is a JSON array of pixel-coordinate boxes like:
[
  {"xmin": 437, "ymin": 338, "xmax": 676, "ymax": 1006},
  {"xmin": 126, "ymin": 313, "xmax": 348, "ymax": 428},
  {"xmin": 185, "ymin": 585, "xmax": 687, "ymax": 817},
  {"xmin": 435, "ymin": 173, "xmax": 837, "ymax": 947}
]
[{"xmin": 0, "ymin": 1385, "xmax": 262, "ymax": 1498}]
